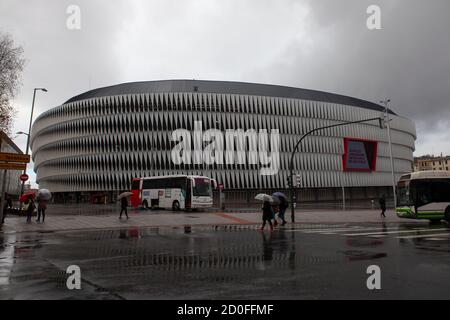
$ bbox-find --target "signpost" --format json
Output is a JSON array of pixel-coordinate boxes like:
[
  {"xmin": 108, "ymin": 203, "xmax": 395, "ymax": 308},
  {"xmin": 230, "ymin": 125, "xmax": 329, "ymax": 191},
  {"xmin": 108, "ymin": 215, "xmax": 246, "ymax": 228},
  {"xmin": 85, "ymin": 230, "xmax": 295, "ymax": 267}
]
[
  {"xmin": 0, "ymin": 153, "xmax": 30, "ymax": 163},
  {"xmin": 0, "ymin": 162, "xmax": 27, "ymax": 171},
  {"xmin": 0, "ymin": 152, "xmax": 31, "ymax": 224},
  {"xmin": 20, "ymin": 174, "xmax": 29, "ymax": 182}
]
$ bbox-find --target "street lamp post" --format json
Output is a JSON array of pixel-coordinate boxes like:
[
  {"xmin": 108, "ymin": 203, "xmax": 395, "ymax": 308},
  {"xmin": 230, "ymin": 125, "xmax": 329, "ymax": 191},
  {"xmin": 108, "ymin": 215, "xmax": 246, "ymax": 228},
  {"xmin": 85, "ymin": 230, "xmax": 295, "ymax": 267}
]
[
  {"xmin": 380, "ymin": 99, "xmax": 397, "ymax": 209},
  {"xmin": 19, "ymin": 88, "xmax": 47, "ymax": 199},
  {"xmin": 289, "ymin": 117, "xmax": 384, "ymax": 223}
]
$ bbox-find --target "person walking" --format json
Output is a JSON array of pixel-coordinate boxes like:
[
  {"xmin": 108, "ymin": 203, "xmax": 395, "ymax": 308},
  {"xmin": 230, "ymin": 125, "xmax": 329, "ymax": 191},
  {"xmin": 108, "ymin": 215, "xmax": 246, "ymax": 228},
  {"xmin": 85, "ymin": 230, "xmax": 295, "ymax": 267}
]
[
  {"xmin": 278, "ymin": 197, "xmax": 289, "ymax": 226},
  {"xmin": 119, "ymin": 196, "xmax": 129, "ymax": 219},
  {"xmin": 272, "ymin": 204, "xmax": 278, "ymax": 227},
  {"xmin": 26, "ymin": 198, "xmax": 36, "ymax": 223},
  {"xmin": 2, "ymin": 193, "xmax": 12, "ymax": 224},
  {"xmin": 36, "ymin": 198, "xmax": 48, "ymax": 223},
  {"xmin": 6, "ymin": 193, "xmax": 12, "ymax": 210},
  {"xmin": 379, "ymin": 195, "xmax": 387, "ymax": 218},
  {"xmin": 260, "ymin": 200, "xmax": 274, "ymax": 232}
]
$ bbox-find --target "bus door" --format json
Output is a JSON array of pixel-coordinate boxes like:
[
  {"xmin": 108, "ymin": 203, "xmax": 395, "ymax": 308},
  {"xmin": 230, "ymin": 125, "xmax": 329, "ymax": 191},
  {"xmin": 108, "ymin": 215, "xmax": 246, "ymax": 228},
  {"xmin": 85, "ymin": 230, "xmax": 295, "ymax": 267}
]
[
  {"xmin": 185, "ymin": 179, "xmax": 192, "ymax": 209},
  {"xmin": 131, "ymin": 178, "xmax": 142, "ymax": 208}
]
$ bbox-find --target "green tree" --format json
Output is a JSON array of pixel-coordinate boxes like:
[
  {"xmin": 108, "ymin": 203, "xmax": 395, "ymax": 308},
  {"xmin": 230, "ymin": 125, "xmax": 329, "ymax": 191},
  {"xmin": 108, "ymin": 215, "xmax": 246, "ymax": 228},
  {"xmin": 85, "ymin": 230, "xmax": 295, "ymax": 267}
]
[{"xmin": 0, "ymin": 32, "xmax": 25, "ymax": 135}]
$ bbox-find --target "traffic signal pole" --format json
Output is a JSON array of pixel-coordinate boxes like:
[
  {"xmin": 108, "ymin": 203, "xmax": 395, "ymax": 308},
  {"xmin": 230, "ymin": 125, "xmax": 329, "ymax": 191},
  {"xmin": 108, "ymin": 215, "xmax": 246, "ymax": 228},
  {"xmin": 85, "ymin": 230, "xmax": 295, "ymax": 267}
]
[{"xmin": 289, "ymin": 117, "xmax": 384, "ymax": 223}]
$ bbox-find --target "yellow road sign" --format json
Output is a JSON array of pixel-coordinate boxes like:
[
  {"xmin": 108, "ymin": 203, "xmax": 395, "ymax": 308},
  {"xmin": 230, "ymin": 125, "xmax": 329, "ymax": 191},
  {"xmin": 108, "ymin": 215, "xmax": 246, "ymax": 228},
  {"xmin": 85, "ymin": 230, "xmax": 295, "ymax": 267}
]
[
  {"xmin": 0, "ymin": 162, "xmax": 27, "ymax": 170},
  {"xmin": 0, "ymin": 152, "xmax": 30, "ymax": 163}
]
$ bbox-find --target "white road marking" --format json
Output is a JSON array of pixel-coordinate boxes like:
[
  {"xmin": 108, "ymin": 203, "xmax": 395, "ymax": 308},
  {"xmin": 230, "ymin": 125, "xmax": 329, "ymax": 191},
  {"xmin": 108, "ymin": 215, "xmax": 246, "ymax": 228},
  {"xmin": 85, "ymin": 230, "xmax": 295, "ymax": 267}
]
[
  {"xmin": 342, "ymin": 228, "xmax": 449, "ymax": 237},
  {"xmin": 286, "ymin": 226, "xmax": 389, "ymax": 234},
  {"xmin": 396, "ymin": 232, "xmax": 450, "ymax": 239},
  {"xmin": 284, "ymin": 227, "xmax": 358, "ymax": 233},
  {"xmin": 301, "ymin": 227, "xmax": 364, "ymax": 234}
]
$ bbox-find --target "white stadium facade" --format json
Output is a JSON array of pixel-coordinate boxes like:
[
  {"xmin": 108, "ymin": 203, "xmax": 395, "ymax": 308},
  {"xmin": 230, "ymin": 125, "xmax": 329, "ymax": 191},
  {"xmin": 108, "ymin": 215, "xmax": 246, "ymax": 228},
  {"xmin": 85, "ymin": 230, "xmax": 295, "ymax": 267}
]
[{"xmin": 30, "ymin": 80, "xmax": 416, "ymax": 205}]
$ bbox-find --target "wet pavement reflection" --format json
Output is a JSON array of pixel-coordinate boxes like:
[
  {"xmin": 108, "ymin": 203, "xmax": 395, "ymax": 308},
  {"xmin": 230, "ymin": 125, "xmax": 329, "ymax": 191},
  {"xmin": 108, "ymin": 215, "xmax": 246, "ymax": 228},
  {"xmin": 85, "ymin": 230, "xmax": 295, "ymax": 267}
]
[{"xmin": 0, "ymin": 222, "xmax": 450, "ymax": 299}]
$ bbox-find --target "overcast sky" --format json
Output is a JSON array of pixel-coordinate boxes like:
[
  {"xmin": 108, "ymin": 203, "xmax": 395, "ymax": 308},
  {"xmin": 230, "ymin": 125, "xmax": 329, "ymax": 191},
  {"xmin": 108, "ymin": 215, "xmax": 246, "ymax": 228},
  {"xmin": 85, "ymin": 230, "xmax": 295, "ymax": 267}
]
[{"xmin": 1, "ymin": 0, "xmax": 450, "ymax": 186}]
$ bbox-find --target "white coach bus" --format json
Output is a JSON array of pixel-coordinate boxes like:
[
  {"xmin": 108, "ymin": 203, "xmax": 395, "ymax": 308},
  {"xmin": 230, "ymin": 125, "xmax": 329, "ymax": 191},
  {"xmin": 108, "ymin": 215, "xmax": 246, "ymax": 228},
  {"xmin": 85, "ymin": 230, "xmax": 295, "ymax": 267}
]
[{"xmin": 131, "ymin": 175, "xmax": 216, "ymax": 210}]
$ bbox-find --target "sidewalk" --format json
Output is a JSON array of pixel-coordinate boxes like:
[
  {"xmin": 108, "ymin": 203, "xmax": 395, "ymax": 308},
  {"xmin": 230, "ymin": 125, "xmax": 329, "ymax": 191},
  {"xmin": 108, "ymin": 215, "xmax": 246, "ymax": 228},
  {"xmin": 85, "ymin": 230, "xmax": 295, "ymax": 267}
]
[{"xmin": 0, "ymin": 209, "xmax": 424, "ymax": 234}]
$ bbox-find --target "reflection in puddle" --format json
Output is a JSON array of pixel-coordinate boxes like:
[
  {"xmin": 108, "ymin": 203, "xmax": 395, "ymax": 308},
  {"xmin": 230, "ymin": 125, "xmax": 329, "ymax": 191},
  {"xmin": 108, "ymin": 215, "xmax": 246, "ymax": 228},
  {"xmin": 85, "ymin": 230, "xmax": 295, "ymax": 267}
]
[
  {"xmin": 339, "ymin": 250, "xmax": 387, "ymax": 262},
  {"xmin": 0, "ymin": 234, "xmax": 16, "ymax": 286}
]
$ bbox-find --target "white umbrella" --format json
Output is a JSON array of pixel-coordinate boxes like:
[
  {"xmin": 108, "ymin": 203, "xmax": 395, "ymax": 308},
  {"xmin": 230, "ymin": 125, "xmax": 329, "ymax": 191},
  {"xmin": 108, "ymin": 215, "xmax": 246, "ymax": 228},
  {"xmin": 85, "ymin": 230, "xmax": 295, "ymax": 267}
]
[
  {"xmin": 255, "ymin": 193, "xmax": 274, "ymax": 202},
  {"xmin": 117, "ymin": 192, "xmax": 133, "ymax": 200},
  {"xmin": 36, "ymin": 189, "xmax": 52, "ymax": 201}
]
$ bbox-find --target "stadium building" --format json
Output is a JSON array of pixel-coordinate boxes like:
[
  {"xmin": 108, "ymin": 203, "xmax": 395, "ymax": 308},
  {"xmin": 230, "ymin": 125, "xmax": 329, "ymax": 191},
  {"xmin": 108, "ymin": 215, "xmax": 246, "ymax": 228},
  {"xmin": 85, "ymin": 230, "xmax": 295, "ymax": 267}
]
[{"xmin": 30, "ymin": 80, "xmax": 416, "ymax": 205}]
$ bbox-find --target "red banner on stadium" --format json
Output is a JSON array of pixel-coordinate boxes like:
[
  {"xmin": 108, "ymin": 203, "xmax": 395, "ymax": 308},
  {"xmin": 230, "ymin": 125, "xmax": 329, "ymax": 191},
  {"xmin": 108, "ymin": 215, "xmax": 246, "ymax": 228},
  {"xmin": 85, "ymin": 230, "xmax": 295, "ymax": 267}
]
[{"xmin": 343, "ymin": 137, "xmax": 378, "ymax": 172}]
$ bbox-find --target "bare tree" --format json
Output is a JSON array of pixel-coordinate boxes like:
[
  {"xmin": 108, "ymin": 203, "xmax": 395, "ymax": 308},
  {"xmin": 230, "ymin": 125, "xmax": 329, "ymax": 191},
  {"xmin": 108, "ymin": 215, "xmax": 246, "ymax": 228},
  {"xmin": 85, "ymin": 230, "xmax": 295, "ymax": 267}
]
[{"xmin": 0, "ymin": 32, "xmax": 25, "ymax": 135}]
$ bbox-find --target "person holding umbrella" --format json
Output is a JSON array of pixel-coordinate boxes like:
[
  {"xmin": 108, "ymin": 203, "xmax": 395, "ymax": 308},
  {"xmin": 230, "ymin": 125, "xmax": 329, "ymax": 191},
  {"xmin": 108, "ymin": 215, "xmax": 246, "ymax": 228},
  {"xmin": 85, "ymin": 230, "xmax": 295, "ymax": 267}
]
[
  {"xmin": 273, "ymin": 192, "xmax": 289, "ymax": 226},
  {"xmin": 36, "ymin": 189, "xmax": 51, "ymax": 223},
  {"xmin": 255, "ymin": 193, "xmax": 274, "ymax": 232},
  {"xmin": 20, "ymin": 192, "xmax": 36, "ymax": 223},
  {"xmin": 26, "ymin": 198, "xmax": 36, "ymax": 223},
  {"xmin": 118, "ymin": 191, "xmax": 133, "ymax": 219}
]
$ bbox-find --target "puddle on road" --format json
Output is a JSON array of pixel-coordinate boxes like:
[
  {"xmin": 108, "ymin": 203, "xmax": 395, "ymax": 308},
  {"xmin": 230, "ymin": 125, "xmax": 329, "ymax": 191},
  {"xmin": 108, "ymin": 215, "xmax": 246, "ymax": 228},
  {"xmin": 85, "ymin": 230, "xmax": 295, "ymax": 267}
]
[
  {"xmin": 339, "ymin": 250, "xmax": 387, "ymax": 262},
  {"xmin": 1, "ymin": 223, "xmax": 450, "ymax": 299}
]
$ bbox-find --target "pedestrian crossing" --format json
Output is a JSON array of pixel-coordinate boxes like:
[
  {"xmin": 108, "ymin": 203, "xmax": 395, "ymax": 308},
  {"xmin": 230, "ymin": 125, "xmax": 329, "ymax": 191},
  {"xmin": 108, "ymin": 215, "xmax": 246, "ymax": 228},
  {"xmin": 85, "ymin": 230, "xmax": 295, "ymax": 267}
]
[{"xmin": 285, "ymin": 224, "xmax": 450, "ymax": 240}]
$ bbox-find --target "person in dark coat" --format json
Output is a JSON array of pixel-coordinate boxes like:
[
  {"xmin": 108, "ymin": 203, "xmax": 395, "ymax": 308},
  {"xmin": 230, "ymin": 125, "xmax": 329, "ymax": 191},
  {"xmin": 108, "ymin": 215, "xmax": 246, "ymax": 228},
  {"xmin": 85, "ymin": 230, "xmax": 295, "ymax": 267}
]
[
  {"xmin": 260, "ymin": 200, "xmax": 274, "ymax": 232},
  {"xmin": 379, "ymin": 195, "xmax": 387, "ymax": 218},
  {"xmin": 2, "ymin": 193, "xmax": 12, "ymax": 223},
  {"xmin": 26, "ymin": 198, "xmax": 36, "ymax": 223},
  {"xmin": 119, "ymin": 196, "xmax": 129, "ymax": 219},
  {"xmin": 278, "ymin": 197, "xmax": 289, "ymax": 226}
]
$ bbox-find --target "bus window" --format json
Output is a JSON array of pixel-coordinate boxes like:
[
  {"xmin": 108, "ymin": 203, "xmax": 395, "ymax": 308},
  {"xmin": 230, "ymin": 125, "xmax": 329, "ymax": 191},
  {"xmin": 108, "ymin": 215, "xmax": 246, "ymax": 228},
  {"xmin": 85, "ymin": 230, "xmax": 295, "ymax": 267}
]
[
  {"xmin": 412, "ymin": 180, "xmax": 431, "ymax": 207},
  {"xmin": 430, "ymin": 179, "xmax": 450, "ymax": 202},
  {"xmin": 397, "ymin": 180, "xmax": 411, "ymax": 206}
]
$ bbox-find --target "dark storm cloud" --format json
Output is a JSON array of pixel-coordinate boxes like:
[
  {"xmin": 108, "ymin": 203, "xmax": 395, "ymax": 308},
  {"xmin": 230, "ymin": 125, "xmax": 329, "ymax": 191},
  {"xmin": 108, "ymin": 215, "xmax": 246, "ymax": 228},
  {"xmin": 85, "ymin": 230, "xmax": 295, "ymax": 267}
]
[
  {"xmin": 255, "ymin": 0, "xmax": 450, "ymax": 143},
  {"xmin": 1, "ymin": 0, "xmax": 450, "ymax": 167}
]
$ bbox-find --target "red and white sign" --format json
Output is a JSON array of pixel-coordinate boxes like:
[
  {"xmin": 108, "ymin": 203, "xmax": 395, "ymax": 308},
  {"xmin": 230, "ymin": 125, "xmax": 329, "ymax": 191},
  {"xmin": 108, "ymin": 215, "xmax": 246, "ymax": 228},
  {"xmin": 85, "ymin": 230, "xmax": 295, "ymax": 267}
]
[
  {"xmin": 218, "ymin": 184, "xmax": 224, "ymax": 190},
  {"xmin": 19, "ymin": 173, "xmax": 29, "ymax": 182}
]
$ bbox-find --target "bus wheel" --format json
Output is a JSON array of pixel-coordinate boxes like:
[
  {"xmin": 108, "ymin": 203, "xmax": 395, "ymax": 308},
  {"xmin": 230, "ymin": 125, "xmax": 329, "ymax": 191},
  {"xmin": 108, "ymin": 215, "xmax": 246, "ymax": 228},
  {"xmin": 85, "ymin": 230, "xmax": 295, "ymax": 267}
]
[
  {"xmin": 172, "ymin": 200, "xmax": 180, "ymax": 211},
  {"xmin": 142, "ymin": 200, "xmax": 149, "ymax": 210}
]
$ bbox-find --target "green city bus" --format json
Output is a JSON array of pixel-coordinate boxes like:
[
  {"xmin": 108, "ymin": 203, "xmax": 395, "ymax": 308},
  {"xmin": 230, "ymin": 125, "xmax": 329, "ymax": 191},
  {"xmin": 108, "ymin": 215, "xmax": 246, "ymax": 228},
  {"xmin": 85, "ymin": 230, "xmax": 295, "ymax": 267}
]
[{"xmin": 396, "ymin": 171, "xmax": 450, "ymax": 222}]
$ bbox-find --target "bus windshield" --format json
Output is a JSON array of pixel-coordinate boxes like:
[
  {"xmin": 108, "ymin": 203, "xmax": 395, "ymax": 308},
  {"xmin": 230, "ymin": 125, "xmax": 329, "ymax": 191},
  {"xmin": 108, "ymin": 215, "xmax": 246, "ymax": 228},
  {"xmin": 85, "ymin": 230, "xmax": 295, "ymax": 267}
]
[{"xmin": 192, "ymin": 178, "xmax": 212, "ymax": 197}]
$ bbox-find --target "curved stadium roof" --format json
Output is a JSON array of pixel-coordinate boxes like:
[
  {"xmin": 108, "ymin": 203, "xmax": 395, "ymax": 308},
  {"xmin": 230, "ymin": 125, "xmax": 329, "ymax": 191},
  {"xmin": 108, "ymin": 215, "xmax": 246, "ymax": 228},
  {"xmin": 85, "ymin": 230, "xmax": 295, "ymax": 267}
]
[{"xmin": 64, "ymin": 79, "xmax": 395, "ymax": 114}]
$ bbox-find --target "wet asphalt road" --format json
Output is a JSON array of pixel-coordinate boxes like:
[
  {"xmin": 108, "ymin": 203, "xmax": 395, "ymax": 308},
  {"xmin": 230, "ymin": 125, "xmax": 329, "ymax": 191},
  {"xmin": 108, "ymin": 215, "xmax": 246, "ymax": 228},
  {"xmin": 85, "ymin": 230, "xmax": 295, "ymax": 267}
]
[{"xmin": 1, "ymin": 222, "xmax": 450, "ymax": 300}]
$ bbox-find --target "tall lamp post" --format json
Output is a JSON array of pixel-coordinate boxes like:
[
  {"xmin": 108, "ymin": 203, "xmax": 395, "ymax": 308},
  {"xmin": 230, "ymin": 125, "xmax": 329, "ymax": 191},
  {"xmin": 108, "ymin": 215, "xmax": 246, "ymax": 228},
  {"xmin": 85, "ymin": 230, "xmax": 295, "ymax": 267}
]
[
  {"xmin": 18, "ymin": 88, "xmax": 47, "ymax": 198},
  {"xmin": 289, "ymin": 117, "xmax": 384, "ymax": 223},
  {"xmin": 380, "ymin": 99, "xmax": 397, "ymax": 209}
]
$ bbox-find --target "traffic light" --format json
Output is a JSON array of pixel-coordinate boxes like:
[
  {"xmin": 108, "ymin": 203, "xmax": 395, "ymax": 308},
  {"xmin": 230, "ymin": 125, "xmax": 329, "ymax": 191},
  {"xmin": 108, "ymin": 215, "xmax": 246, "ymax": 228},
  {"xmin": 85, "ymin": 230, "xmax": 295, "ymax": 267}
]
[
  {"xmin": 287, "ymin": 175, "xmax": 301, "ymax": 188},
  {"xmin": 293, "ymin": 175, "xmax": 302, "ymax": 188}
]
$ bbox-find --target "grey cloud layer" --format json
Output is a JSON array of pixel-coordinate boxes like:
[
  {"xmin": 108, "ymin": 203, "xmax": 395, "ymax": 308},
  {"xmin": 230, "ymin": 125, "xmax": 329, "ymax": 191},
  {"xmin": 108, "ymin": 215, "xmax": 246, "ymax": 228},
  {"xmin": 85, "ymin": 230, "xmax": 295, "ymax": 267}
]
[{"xmin": 1, "ymin": 0, "xmax": 449, "ymax": 157}]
